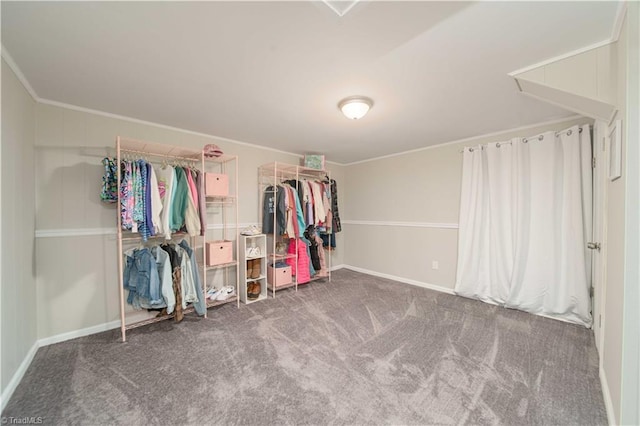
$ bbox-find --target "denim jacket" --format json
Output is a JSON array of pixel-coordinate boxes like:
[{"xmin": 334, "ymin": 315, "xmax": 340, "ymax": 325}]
[
  {"xmin": 179, "ymin": 240, "xmax": 206, "ymax": 316},
  {"xmin": 123, "ymin": 248, "xmax": 163, "ymax": 309}
]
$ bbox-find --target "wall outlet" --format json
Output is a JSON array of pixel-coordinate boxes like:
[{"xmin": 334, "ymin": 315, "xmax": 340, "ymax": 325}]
[{"xmin": 432, "ymin": 261, "xmax": 439, "ymax": 270}]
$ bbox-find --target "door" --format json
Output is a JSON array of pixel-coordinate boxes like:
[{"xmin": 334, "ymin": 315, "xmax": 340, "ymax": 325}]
[{"xmin": 591, "ymin": 120, "xmax": 609, "ymax": 353}]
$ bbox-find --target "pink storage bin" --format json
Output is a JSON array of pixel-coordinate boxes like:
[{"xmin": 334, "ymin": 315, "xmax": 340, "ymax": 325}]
[
  {"xmin": 268, "ymin": 265, "xmax": 292, "ymax": 287},
  {"xmin": 205, "ymin": 173, "xmax": 229, "ymax": 197},
  {"xmin": 206, "ymin": 241, "xmax": 233, "ymax": 266}
]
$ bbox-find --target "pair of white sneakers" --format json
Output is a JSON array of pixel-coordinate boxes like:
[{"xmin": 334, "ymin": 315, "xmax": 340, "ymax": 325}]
[
  {"xmin": 240, "ymin": 225, "xmax": 261, "ymax": 236},
  {"xmin": 206, "ymin": 286, "xmax": 236, "ymax": 301},
  {"xmin": 246, "ymin": 246, "xmax": 261, "ymax": 257}
]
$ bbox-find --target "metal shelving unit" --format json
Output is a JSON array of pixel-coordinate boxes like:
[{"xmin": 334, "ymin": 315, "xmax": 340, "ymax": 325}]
[
  {"xmin": 202, "ymin": 153, "xmax": 240, "ymax": 310},
  {"xmin": 258, "ymin": 162, "xmax": 332, "ymax": 298},
  {"xmin": 115, "ymin": 137, "xmax": 239, "ymax": 342}
]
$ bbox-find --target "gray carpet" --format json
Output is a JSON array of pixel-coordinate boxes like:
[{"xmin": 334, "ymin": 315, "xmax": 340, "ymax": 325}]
[{"xmin": 3, "ymin": 269, "xmax": 607, "ymax": 425}]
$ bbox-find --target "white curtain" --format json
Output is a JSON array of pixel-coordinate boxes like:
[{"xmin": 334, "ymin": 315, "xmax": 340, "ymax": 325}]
[{"xmin": 455, "ymin": 125, "xmax": 592, "ymax": 326}]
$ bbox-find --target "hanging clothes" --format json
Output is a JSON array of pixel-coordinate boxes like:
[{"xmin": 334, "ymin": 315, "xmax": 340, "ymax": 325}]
[
  {"xmin": 329, "ymin": 178, "xmax": 341, "ymax": 233},
  {"xmin": 284, "ymin": 185, "xmax": 298, "ymax": 238},
  {"xmin": 144, "ymin": 162, "xmax": 155, "ymax": 237},
  {"xmin": 131, "ymin": 161, "xmax": 143, "ymax": 232},
  {"xmin": 176, "ymin": 244, "xmax": 198, "ymax": 308},
  {"xmin": 262, "ymin": 185, "xmax": 286, "ymax": 235},
  {"xmin": 148, "ymin": 164, "xmax": 163, "ymax": 235},
  {"xmin": 309, "ymin": 181, "xmax": 326, "ymax": 227},
  {"xmin": 123, "ymin": 240, "xmax": 203, "ymax": 321},
  {"xmin": 160, "ymin": 243, "xmax": 184, "ymax": 322},
  {"xmin": 123, "ymin": 247, "xmax": 163, "ymax": 309},
  {"xmin": 305, "ymin": 236, "xmax": 316, "ymax": 278},
  {"xmin": 315, "ymin": 233, "xmax": 328, "ymax": 277},
  {"xmin": 196, "ymin": 170, "xmax": 207, "ymax": 237},
  {"xmin": 304, "ymin": 226, "xmax": 321, "ymax": 270},
  {"xmin": 178, "ymin": 240, "xmax": 206, "ymax": 316},
  {"xmin": 137, "ymin": 161, "xmax": 152, "ymax": 240},
  {"xmin": 120, "ymin": 161, "xmax": 134, "ymax": 230},
  {"xmin": 286, "ymin": 238, "xmax": 311, "ymax": 284},
  {"xmin": 115, "ymin": 158, "xmax": 204, "ymax": 241},
  {"xmin": 184, "ymin": 168, "xmax": 201, "ymax": 237},
  {"xmin": 100, "ymin": 157, "xmax": 118, "ymax": 203},
  {"xmin": 170, "ymin": 167, "xmax": 189, "ymax": 232},
  {"xmin": 321, "ymin": 178, "xmax": 341, "ymax": 248},
  {"xmin": 151, "ymin": 246, "xmax": 175, "ymax": 314},
  {"xmin": 156, "ymin": 164, "xmax": 175, "ymax": 240}
]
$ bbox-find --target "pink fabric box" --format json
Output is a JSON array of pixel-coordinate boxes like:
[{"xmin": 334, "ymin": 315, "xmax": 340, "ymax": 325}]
[
  {"xmin": 268, "ymin": 265, "xmax": 292, "ymax": 287},
  {"xmin": 205, "ymin": 173, "xmax": 229, "ymax": 197},
  {"xmin": 206, "ymin": 241, "xmax": 233, "ymax": 266}
]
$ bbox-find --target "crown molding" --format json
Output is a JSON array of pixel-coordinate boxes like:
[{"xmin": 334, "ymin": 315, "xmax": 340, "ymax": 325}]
[
  {"xmin": 342, "ymin": 115, "xmax": 584, "ymax": 166},
  {"xmin": 611, "ymin": 1, "xmax": 628, "ymax": 43},
  {"xmin": 508, "ymin": 39, "xmax": 614, "ymax": 78},
  {"xmin": 1, "ymin": 45, "xmax": 39, "ymax": 101},
  {"xmin": 38, "ymin": 98, "xmax": 306, "ymax": 160}
]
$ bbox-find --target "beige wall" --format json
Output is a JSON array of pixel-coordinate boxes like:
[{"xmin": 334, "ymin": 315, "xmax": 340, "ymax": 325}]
[
  {"xmin": 1, "ymin": 60, "xmax": 37, "ymax": 396},
  {"xmin": 34, "ymin": 103, "xmax": 345, "ymax": 339},
  {"xmin": 343, "ymin": 116, "xmax": 589, "ymax": 291},
  {"xmin": 620, "ymin": 4, "xmax": 640, "ymax": 424},
  {"xmin": 601, "ymin": 10, "xmax": 629, "ymax": 425}
]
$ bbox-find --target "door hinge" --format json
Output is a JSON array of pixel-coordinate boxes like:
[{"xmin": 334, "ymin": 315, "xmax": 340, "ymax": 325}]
[
  {"xmin": 592, "ymin": 157, "xmax": 596, "ymax": 168},
  {"xmin": 587, "ymin": 242, "xmax": 601, "ymax": 251}
]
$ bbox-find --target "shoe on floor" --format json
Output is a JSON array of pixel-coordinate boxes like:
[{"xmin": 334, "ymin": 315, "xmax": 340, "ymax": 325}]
[
  {"xmin": 206, "ymin": 288, "xmax": 220, "ymax": 300},
  {"xmin": 216, "ymin": 285, "xmax": 236, "ymax": 301}
]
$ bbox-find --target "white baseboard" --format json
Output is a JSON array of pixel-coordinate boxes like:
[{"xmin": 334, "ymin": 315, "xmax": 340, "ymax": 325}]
[
  {"xmin": 330, "ymin": 264, "xmax": 345, "ymax": 271},
  {"xmin": 341, "ymin": 265, "xmax": 456, "ymax": 295},
  {"xmin": 38, "ymin": 320, "xmax": 121, "ymax": 347},
  {"xmin": 600, "ymin": 366, "xmax": 616, "ymax": 425},
  {"xmin": 342, "ymin": 220, "xmax": 458, "ymax": 229},
  {"xmin": 1, "ymin": 341, "xmax": 39, "ymax": 412}
]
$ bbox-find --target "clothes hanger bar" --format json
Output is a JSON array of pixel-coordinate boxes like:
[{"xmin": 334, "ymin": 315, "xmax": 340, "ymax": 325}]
[{"xmin": 120, "ymin": 148, "xmax": 200, "ymax": 162}]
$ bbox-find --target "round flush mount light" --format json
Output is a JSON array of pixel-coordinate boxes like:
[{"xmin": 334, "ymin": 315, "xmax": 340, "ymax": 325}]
[{"xmin": 338, "ymin": 96, "xmax": 373, "ymax": 120}]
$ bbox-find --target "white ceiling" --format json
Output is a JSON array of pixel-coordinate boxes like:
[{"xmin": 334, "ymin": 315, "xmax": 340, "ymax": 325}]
[{"xmin": 1, "ymin": 1, "xmax": 620, "ymax": 164}]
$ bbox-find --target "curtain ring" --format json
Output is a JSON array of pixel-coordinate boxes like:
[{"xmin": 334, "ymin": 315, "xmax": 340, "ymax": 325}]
[
  {"xmin": 567, "ymin": 129, "xmax": 573, "ymax": 136},
  {"xmin": 538, "ymin": 135, "xmax": 544, "ymax": 141},
  {"xmin": 496, "ymin": 143, "xmax": 501, "ymax": 148},
  {"xmin": 523, "ymin": 138, "xmax": 529, "ymax": 143},
  {"xmin": 469, "ymin": 147, "xmax": 474, "ymax": 152}
]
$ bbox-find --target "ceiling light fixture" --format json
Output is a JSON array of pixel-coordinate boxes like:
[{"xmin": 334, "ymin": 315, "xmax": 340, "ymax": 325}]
[{"xmin": 338, "ymin": 96, "xmax": 373, "ymax": 120}]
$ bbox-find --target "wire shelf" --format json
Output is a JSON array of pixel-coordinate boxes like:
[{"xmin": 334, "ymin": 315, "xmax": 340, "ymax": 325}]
[
  {"xmin": 206, "ymin": 296, "xmax": 238, "ymax": 308},
  {"xmin": 206, "ymin": 261, "xmax": 238, "ymax": 270}
]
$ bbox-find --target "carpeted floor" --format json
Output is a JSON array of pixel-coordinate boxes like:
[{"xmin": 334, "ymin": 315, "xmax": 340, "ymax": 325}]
[{"xmin": 3, "ymin": 269, "xmax": 607, "ymax": 425}]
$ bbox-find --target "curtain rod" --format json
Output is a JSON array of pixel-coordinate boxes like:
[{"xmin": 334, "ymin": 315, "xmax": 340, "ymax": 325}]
[{"xmin": 459, "ymin": 125, "xmax": 587, "ymax": 154}]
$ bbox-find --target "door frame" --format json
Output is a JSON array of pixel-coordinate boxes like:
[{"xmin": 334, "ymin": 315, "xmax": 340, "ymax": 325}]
[{"xmin": 592, "ymin": 120, "xmax": 609, "ymax": 354}]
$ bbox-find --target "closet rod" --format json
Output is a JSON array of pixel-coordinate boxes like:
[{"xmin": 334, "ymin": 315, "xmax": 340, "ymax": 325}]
[
  {"xmin": 121, "ymin": 232, "xmax": 189, "ymax": 241},
  {"xmin": 120, "ymin": 147, "xmax": 200, "ymax": 162}
]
